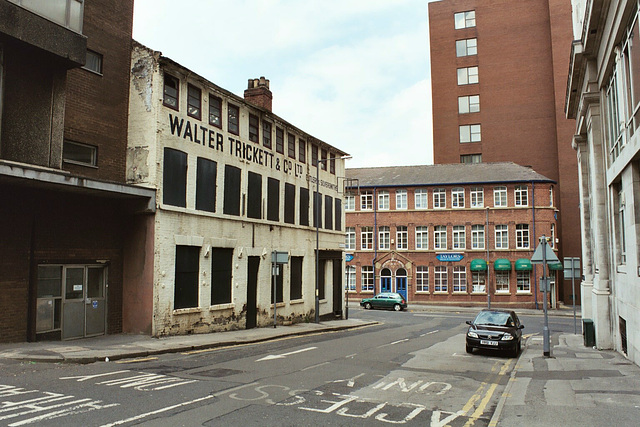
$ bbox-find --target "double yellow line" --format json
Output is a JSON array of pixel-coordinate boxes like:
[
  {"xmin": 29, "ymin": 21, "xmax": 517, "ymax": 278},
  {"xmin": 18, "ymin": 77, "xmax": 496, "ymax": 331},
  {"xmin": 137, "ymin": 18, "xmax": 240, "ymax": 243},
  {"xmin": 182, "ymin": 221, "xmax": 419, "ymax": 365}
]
[{"xmin": 461, "ymin": 358, "xmax": 513, "ymax": 426}]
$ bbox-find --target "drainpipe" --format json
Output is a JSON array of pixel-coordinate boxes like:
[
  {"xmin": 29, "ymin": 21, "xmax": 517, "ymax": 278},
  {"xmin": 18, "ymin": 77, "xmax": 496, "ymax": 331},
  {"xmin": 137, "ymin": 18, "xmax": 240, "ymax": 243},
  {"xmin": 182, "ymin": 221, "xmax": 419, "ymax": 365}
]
[
  {"xmin": 373, "ymin": 187, "xmax": 378, "ymax": 294},
  {"xmin": 532, "ymin": 181, "xmax": 538, "ymax": 310}
]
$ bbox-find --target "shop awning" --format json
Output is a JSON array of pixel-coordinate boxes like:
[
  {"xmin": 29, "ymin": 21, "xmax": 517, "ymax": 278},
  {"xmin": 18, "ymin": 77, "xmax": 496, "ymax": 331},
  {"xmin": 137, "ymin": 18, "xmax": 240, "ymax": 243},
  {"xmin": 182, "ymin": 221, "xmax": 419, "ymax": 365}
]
[
  {"xmin": 470, "ymin": 259, "xmax": 488, "ymax": 271},
  {"xmin": 515, "ymin": 258, "xmax": 532, "ymax": 271},
  {"xmin": 548, "ymin": 262, "xmax": 563, "ymax": 270},
  {"xmin": 494, "ymin": 258, "xmax": 512, "ymax": 271}
]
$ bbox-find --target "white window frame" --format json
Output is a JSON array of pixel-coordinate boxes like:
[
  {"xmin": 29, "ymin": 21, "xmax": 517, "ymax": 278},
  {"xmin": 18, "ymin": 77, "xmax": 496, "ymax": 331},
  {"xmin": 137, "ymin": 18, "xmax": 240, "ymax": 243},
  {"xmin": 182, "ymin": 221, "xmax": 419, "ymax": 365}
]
[
  {"xmin": 416, "ymin": 266, "xmax": 429, "ymax": 292},
  {"xmin": 434, "ymin": 225, "xmax": 447, "ymax": 250},
  {"xmin": 434, "ymin": 266, "xmax": 448, "ymax": 292},
  {"xmin": 361, "ymin": 266, "xmax": 374, "ymax": 292},
  {"xmin": 456, "ymin": 38, "xmax": 477, "ymax": 57},
  {"xmin": 361, "ymin": 227, "xmax": 373, "ymax": 250},
  {"xmin": 454, "ymin": 10, "xmax": 476, "ymax": 29},
  {"xmin": 396, "ymin": 226, "xmax": 408, "ymax": 250},
  {"xmin": 345, "ymin": 227, "xmax": 355, "ymax": 250},
  {"xmin": 458, "ymin": 95, "xmax": 480, "ymax": 114},
  {"xmin": 452, "ymin": 187, "xmax": 465, "ymax": 208},
  {"xmin": 396, "ymin": 190, "xmax": 407, "ymax": 210},
  {"xmin": 378, "ymin": 191, "xmax": 390, "ymax": 210},
  {"xmin": 433, "ymin": 188, "xmax": 446, "ymax": 208},
  {"xmin": 470, "ymin": 187, "xmax": 484, "ymax": 207},
  {"xmin": 453, "ymin": 225, "xmax": 466, "ymax": 249},
  {"xmin": 345, "ymin": 194, "xmax": 355, "ymax": 211},
  {"xmin": 453, "ymin": 266, "xmax": 467, "ymax": 293},
  {"xmin": 514, "ymin": 185, "xmax": 528, "ymax": 206},
  {"xmin": 516, "ymin": 224, "xmax": 530, "ymax": 249},
  {"xmin": 472, "ymin": 272, "xmax": 486, "ymax": 293},
  {"xmin": 459, "ymin": 124, "xmax": 481, "ymax": 143},
  {"xmin": 416, "ymin": 226, "xmax": 429, "ymax": 250},
  {"xmin": 415, "ymin": 189, "xmax": 428, "ymax": 209},
  {"xmin": 495, "ymin": 224, "xmax": 508, "ymax": 249},
  {"xmin": 494, "ymin": 186, "xmax": 507, "ymax": 207},
  {"xmin": 346, "ymin": 266, "xmax": 356, "ymax": 291},
  {"xmin": 495, "ymin": 271, "xmax": 509, "ymax": 293},
  {"xmin": 361, "ymin": 191, "xmax": 373, "ymax": 210},
  {"xmin": 379, "ymin": 226, "xmax": 390, "ymax": 250},
  {"xmin": 457, "ymin": 66, "xmax": 479, "ymax": 85},
  {"xmin": 471, "ymin": 225, "xmax": 485, "ymax": 249},
  {"xmin": 516, "ymin": 271, "xmax": 530, "ymax": 293}
]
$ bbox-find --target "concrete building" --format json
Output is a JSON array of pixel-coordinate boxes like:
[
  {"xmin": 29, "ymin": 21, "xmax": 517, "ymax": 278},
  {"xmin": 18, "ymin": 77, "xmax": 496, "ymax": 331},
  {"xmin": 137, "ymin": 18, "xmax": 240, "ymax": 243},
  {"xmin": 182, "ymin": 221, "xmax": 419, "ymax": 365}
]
[
  {"xmin": 428, "ymin": 0, "xmax": 581, "ymax": 305},
  {"xmin": 566, "ymin": 0, "xmax": 640, "ymax": 364},
  {"xmin": 126, "ymin": 43, "xmax": 349, "ymax": 336},
  {"xmin": 0, "ymin": 0, "xmax": 155, "ymax": 342},
  {"xmin": 345, "ymin": 163, "xmax": 559, "ymax": 309}
]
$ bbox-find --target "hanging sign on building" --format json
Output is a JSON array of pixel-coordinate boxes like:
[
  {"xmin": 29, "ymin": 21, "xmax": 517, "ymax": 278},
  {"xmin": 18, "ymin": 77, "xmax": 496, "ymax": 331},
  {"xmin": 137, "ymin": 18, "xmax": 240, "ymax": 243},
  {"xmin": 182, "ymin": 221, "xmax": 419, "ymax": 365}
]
[{"xmin": 436, "ymin": 253, "xmax": 464, "ymax": 262}]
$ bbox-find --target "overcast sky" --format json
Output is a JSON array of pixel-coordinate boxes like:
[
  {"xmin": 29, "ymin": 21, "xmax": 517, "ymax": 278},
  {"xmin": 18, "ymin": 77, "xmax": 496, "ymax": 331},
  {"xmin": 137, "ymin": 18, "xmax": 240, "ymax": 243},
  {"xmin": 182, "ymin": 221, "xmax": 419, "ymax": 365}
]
[{"xmin": 132, "ymin": 0, "xmax": 434, "ymax": 168}]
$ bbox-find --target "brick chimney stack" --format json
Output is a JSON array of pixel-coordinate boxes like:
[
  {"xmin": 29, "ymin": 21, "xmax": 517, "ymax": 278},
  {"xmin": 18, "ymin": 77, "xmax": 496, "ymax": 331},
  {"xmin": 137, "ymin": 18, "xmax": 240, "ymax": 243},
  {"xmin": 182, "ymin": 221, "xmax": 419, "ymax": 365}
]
[{"xmin": 244, "ymin": 77, "xmax": 273, "ymax": 112}]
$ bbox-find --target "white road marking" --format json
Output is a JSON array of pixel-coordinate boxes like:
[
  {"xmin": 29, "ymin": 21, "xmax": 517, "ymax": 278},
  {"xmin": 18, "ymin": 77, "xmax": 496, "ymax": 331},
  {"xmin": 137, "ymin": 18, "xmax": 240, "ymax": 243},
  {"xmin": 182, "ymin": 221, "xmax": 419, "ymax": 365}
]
[
  {"xmin": 421, "ymin": 330, "xmax": 440, "ymax": 337},
  {"xmin": 256, "ymin": 346, "xmax": 317, "ymax": 361},
  {"xmin": 377, "ymin": 339, "xmax": 409, "ymax": 348}
]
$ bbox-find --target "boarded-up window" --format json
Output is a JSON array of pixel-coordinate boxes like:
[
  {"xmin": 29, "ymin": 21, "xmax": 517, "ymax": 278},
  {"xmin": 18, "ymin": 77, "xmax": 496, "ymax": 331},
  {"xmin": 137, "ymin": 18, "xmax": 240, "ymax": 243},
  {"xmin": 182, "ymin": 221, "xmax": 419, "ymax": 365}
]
[
  {"xmin": 314, "ymin": 192, "xmax": 322, "ymax": 228},
  {"xmin": 163, "ymin": 148, "xmax": 187, "ymax": 207},
  {"xmin": 267, "ymin": 177, "xmax": 280, "ymax": 221},
  {"xmin": 223, "ymin": 165, "xmax": 241, "ymax": 216},
  {"xmin": 299, "ymin": 187, "xmax": 310, "ymax": 226},
  {"xmin": 334, "ymin": 198, "xmax": 342, "ymax": 231},
  {"xmin": 196, "ymin": 157, "xmax": 216, "ymax": 212},
  {"xmin": 211, "ymin": 248, "xmax": 233, "ymax": 305},
  {"xmin": 284, "ymin": 183, "xmax": 295, "ymax": 224},
  {"xmin": 290, "ymin": 256, "xmax": 303, "ymax": 300},
  {"xmin": 174, "ymin": 245, "xmax": 199, "ymax": 309},
  {"xmin": 318, "ymin": 259, "xmax": 326, "ymax": 300},
  {"xmin": 324, "ymin": 195, "xmax": 333, "ymax": 230},
  {"xmin": 247, "ymin": 172, "xmax": 262, "ymax": 219}
]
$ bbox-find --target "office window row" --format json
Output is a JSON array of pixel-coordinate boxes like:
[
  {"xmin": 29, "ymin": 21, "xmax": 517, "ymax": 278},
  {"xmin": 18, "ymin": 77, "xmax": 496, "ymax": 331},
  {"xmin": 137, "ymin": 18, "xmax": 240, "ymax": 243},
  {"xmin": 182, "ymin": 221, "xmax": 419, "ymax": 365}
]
[
  {"xmin": 345, "ymin": 186, "xmax": 530, "ymax": 211},
  {"xmin": 163, "ymin": 73, "xmax": 336, "ymax": 173},
  {"xmin": 352, "ymin": 265, "xmax": 532, "ymax": 294},
  {"xmin": 174, "ymin": 245, "xmax": 305, "ymax": 310},
  {"xmin": 163, "ymin": 148, "xmax": 342, "ymax": 230},
  {"xmin": 346, "ymin": 223, "xmax": 531, "ymax": 251}
]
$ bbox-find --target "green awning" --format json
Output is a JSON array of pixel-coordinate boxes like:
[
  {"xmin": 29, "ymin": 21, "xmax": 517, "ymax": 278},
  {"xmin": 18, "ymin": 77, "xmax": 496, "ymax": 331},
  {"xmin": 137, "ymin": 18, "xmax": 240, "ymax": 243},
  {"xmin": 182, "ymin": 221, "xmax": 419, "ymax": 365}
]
[
  {"xmin": 470, "ymin": 259, "xmax": 488, "ymax": 271},
  {"xmin": 548, "ymin": 262, "xmax": 563, "ymax": 270},
  {"xmin": 494, "ymin": 258, "xmax": 512, "ymax": 271},
  {"xmin": 515, "ymin": 258, "xmax": 532, "ymax": 271}
]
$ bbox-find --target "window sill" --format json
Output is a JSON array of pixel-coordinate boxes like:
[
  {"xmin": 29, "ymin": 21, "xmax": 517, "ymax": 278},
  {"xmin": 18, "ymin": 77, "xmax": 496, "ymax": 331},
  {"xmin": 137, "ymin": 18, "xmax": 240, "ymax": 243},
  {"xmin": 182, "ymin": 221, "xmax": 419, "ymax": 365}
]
[
  {"xmin": 173, "ymin": 307, "xmax": 202, "ymax": 315},
  {"xmin": 434, "ymin": 291, "xmax": 449, "ymax": 294},
  {"xmin": 290, "ymin": 299, "xmax": 304, "ymax": 305},
  {"xmin": 270, "ymin": 302, "xmax": 286, "ymax": 308},
  {"xmin": 209, "ymin": 303, "xmax": 234, "ymax": 311},
  {"xmin": 516, "ymin": 292, "xmax": 532, "ymax": 295}
]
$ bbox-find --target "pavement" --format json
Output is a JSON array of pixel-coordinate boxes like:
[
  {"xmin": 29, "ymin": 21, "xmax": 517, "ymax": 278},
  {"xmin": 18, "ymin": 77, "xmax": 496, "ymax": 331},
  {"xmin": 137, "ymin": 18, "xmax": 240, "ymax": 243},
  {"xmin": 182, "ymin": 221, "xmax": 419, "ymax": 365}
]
[{"xmin": 1, "ymin": 303, "xmax": 638, "ymax": 426}]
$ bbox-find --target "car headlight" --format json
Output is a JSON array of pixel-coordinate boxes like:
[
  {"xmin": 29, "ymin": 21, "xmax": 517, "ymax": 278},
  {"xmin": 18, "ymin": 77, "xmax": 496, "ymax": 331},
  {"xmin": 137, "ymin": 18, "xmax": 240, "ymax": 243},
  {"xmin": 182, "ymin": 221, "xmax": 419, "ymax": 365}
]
[
  {"xmin": 501, "ymin": 333, "xmax": 514, "ymax": 341},
  {"xmin": 467, "ymin": 330, "xmax": 478, "ymax": 338}
]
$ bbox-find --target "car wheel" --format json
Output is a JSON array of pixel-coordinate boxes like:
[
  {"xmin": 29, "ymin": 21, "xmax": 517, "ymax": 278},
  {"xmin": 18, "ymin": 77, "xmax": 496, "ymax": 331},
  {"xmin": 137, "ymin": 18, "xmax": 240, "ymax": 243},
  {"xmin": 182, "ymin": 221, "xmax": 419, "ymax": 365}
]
[
  {"xmin": 511, "ymin": 342, "xmax": 520, "ymax": 358},
  {"xmin": 466, "ymin": 344, "xmax": 473, "ymax": 354},
  {"xmin": 364, "ymin": 302, "xmax": 372, "ymax": 310},
  {"xmin": 393, "ymin": 304, "xmax": 402, "ymax": 312}
]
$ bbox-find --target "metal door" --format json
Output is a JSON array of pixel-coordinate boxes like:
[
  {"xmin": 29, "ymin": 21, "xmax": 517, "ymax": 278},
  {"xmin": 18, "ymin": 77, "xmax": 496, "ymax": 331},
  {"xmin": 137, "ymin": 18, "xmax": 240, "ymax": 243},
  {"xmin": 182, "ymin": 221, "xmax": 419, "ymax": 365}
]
[
  {"xmin": 62, "ymin": 266, "xmax": 106, "ymax": 340},
  {"xmin": 246, "ymin": 256, "xmax": 259, "ymax": 329}
]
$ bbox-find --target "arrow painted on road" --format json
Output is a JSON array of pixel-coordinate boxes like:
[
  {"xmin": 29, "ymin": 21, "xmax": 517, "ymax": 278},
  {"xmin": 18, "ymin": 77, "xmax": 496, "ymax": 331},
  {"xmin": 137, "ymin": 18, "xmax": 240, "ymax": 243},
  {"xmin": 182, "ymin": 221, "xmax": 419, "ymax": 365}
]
[{"xmin": 256, "ymin": 347, "xmax": 317, "ymax": 361}]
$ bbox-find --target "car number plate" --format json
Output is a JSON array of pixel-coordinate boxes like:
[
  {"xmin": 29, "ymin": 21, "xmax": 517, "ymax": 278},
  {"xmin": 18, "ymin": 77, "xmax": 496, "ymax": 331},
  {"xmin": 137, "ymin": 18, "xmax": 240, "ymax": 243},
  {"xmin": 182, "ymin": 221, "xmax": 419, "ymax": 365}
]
[{"xmin": 480, "ymin": 340, "xmax": 499, "ymax": 346}]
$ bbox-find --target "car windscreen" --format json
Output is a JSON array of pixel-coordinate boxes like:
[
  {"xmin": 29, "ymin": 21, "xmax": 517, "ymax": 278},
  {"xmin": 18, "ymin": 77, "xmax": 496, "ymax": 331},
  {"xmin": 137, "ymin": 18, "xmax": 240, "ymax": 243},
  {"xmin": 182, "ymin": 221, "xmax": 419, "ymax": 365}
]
[{"xmin": 474, "ymin": 311, "xmax": 512, "ymax": 326}]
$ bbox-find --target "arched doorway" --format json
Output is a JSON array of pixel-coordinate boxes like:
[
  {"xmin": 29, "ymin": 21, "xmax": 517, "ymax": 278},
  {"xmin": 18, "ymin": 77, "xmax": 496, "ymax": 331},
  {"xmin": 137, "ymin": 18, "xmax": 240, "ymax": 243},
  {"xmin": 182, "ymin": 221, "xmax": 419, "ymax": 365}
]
[
  {"xmin": 380, "ymin": 268, "xmax": 392, "ymax": 293},
  {"xmin": 396, "ymin": 268, "xmax": 407, "ymax": 300}
]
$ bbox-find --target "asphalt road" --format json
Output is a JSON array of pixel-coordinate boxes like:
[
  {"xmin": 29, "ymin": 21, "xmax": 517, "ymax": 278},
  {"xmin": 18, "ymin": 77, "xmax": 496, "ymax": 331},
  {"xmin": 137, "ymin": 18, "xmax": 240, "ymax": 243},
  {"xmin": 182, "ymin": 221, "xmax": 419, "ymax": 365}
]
[{"xmin": 0, "ymin": 308, "xmax": 574, "ymax": 426}]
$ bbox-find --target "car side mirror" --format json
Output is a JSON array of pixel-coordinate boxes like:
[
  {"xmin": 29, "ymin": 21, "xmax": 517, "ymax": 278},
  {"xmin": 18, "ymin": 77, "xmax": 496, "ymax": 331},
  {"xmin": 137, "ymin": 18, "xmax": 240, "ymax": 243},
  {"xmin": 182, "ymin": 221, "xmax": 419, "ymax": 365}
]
[
  {"xmin": 519, "ymin": 325, "xmax": 525, "ymax": 329},
  {"xmin": 465, "ymin": 320, "xmax": 473, "ymax": 326}
]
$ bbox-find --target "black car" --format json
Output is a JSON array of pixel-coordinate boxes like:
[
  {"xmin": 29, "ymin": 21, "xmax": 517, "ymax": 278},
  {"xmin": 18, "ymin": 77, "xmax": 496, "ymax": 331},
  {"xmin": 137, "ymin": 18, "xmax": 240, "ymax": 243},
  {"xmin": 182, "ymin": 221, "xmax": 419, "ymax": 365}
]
[{"xmin": 465, "ymin": 309, "xmax": 524, "ymax": 357}]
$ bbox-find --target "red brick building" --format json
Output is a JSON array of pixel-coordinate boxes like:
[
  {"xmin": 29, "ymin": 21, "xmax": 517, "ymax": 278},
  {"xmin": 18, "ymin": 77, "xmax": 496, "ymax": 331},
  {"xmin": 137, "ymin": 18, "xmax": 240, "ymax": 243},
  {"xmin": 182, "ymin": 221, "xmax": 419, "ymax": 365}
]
[
  {"xmin": 0, "ymin": 0, "xmax": 154, "ymax": 342},
  {"xmin": 345, "ymin": 163, "xmax": 560, "ymax": 309},
  {"xmin": 428, "ymin": 0, "xmax": 580, "ymax": 304}
]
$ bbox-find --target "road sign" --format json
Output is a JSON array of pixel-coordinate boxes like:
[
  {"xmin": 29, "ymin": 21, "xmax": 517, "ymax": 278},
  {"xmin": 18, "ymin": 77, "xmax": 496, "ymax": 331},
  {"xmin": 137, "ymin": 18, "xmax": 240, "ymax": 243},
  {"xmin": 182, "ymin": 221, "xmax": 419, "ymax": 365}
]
[
  {"xmin": 531, "ymin": 240, "xmax": 560, "ymax": 264},
  {"xmin": 563, "ymin": 257, "xmax": 580, "ymax": 279},
  {"xmin": 436, "ymin": 253, "xmax": 464, "ymax": 262},
  {"xmin": 345, "ymin": 254, "xmax": 354, "ymax": 262}
]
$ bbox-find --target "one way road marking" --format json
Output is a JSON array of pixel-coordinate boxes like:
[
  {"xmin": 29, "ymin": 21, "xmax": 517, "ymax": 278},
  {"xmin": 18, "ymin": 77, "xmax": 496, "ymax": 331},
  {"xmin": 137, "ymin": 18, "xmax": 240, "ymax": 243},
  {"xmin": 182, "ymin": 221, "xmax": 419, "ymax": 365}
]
[{"xmin": 256, "ymin": 347, "xmax": 317, "ymax": 361}]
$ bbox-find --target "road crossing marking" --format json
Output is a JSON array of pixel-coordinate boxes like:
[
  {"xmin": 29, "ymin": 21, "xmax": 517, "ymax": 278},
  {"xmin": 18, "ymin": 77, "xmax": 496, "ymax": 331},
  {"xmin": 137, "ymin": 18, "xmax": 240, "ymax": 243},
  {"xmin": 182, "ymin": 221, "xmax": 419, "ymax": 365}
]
[{"xmin": 256, "ymin": 346, "xmax": 317, "ymax": 361}]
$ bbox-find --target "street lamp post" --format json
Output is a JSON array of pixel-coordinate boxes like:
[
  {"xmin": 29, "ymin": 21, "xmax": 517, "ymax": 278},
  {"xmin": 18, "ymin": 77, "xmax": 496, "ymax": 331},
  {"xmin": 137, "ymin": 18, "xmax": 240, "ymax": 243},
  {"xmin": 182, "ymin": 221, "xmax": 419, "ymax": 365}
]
[
  {"xmin": 315, "ymin": 155, "xmax": 351, "ymax": 323},
  {"xmin": 486, "ymin": 207, "xmax": 491, "ymax": 309}
]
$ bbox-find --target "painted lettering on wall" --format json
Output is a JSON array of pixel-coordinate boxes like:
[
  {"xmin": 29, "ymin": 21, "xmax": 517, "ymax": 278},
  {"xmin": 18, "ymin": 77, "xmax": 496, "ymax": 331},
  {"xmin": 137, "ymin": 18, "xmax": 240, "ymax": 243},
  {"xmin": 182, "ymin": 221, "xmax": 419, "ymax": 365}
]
[{"xmin": 169, "ymin": 114, "xmax": 308, "ymax": 179}]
